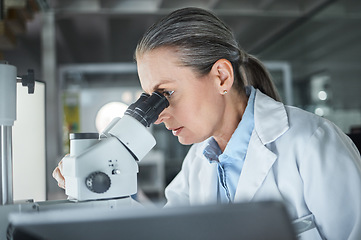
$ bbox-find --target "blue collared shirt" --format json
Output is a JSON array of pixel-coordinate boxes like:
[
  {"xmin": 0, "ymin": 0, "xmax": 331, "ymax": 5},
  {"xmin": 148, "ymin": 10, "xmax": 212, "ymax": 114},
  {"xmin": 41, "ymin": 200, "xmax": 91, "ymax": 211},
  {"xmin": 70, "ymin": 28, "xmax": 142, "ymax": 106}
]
[{"xmin": 203, "ymin": 86, "xmax": 256, "ymax": 203}]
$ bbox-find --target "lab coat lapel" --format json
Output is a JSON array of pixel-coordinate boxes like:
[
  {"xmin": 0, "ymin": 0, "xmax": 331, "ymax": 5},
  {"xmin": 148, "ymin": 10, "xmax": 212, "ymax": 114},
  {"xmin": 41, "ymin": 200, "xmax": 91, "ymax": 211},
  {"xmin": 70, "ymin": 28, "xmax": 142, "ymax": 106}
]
[
  {"xmin": 234, "ymin": 132, "xmax": 277, "ymax": 202},
  {"xmin": 234, "ymin": 90, "xmax": 289, "ymax": 202},
  {"xmin": 198, "ymin": 160, "xmax": 218, "ymax": 205}
]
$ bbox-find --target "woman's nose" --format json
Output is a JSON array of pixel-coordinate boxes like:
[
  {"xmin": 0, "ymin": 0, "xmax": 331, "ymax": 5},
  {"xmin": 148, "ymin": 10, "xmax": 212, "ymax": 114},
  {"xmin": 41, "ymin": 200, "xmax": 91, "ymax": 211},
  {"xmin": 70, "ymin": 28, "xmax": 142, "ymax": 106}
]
[
  {"xmin": 154, "ymin": 110, "xmax": 168, "ymax": 125},
  {"xmin": 154, "ymin": 117, "xmax": 163, "ymax": 125}
]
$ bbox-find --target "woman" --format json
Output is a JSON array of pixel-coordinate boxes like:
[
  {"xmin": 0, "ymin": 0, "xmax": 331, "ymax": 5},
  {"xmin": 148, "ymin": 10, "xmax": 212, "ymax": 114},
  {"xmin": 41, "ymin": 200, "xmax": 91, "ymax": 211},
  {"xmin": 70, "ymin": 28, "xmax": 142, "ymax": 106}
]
[{"xmin": 54, "ymin": 7, "xmax": 361, "ymax": 239}]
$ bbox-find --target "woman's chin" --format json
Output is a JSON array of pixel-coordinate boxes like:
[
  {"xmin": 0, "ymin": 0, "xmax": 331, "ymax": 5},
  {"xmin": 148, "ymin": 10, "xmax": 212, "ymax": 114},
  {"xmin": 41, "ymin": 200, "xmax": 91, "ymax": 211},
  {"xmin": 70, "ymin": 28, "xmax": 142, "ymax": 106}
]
[
  {"xmin": 177, "ymin": 135, "xmax": 207, "ymax": 146},
  {"xmin": 177, "ymin": 136, "xmax": 194, "ymax": 145}
]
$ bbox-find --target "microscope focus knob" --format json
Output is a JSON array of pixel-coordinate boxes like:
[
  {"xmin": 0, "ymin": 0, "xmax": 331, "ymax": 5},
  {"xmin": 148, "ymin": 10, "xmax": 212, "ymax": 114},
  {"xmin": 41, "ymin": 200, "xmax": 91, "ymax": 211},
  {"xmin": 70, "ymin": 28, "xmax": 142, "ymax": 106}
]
[{"xmin": 85, "ymin": 171, "xmax": 111, "ymax": 194}]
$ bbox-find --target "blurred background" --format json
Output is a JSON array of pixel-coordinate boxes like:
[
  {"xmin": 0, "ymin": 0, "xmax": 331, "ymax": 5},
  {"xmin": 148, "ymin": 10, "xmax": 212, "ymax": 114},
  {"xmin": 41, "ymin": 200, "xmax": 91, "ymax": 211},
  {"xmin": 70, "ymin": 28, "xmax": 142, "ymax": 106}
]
[{"xmin": 1, "ymin": 0, "xmax": 360, "ymax": 204}]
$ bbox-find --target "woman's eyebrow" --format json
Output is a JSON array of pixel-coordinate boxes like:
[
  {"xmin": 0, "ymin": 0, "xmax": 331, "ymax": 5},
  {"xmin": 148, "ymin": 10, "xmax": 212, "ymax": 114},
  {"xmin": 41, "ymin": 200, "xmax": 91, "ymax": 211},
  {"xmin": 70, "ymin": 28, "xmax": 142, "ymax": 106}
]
[
  {"xmin": 151, "ymin": 80, "xmax": 172, "ymax": 92},
  {"xmin": 152, "ymin": 83, "xmax": 162, "ymax": 92}
]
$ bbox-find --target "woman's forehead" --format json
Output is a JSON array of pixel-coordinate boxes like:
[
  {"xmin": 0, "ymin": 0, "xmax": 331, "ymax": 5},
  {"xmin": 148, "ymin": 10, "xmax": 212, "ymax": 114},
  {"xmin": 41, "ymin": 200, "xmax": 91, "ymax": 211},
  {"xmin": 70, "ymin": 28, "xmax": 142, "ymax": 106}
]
[{"xmin": 137, "ymin": 50, "xmax": 183, "ymax": 89}]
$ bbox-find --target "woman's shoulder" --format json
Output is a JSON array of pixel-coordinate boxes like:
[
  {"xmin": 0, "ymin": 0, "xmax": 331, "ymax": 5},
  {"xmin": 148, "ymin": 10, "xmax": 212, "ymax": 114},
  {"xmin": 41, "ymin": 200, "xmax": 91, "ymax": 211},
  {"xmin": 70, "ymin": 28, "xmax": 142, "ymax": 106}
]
[
  {"xmin": 280, "ymin": 105, "xmax": 353, "ymax": 152},
  {"xmin": 285, "ymin": 105, "xmax": 336, "ymax": 134}
]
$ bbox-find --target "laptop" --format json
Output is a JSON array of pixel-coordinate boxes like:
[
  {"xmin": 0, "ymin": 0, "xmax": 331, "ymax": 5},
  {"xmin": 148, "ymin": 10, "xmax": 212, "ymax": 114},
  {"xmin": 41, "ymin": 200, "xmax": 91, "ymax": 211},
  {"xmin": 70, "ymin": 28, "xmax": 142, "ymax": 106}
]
[{"xmin": 8, "ymin": 201, "xmax": 296, "ymax": 240}]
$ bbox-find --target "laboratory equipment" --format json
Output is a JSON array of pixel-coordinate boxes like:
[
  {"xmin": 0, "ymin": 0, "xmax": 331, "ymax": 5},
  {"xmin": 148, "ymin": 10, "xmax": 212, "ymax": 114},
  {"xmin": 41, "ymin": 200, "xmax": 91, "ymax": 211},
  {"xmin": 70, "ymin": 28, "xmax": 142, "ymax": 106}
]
[
  {"xmin": 62, "ymin": 91, "xmax": 169, "ymax": 201},
  {"xmin": 0, "ymin": 88, "xmax": 169, "ymax": 238},
  {"xmin": 0, "ymin": 62, "xmax": 35, "ymax": 205}
]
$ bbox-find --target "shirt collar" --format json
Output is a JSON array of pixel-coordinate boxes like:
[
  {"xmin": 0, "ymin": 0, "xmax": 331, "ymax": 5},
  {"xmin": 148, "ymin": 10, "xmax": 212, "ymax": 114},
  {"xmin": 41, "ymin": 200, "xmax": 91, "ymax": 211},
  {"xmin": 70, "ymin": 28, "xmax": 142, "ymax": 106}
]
[{"xmin": 203, "ymin": 137, "xmax": 222, "ymax": 163}]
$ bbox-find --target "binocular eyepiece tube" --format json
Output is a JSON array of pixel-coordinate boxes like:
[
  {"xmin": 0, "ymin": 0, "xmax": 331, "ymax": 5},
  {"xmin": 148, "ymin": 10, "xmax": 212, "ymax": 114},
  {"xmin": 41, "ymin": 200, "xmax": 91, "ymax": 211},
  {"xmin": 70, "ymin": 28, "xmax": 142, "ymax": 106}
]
[{"xmin": 125, "ymin": 91, "xmax": 169, "ymax": 127}]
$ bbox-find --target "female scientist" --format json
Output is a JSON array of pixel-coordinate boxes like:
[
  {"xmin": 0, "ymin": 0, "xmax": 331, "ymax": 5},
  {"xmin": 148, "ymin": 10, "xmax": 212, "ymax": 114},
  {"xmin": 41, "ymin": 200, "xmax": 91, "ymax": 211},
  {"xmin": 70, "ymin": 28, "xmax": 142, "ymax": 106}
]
[{"xmin": 54, "ymin": 7, "xmax": 361, "ymax": 240}]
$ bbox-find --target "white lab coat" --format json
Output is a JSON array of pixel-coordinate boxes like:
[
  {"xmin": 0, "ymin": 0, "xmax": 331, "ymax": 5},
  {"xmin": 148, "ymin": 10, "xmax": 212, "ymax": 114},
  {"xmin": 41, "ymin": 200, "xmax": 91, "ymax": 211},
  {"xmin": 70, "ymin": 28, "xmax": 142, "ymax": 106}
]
[{"xmin": 164, "ymin": 89, "xmax": 361, "ymax": 240}]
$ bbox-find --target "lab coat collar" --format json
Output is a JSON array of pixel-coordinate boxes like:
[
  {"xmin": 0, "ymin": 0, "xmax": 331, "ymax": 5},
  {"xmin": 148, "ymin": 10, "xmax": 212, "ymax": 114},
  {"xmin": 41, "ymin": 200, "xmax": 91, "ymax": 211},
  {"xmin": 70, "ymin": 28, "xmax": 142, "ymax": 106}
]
[
  {"xmin": 253, "ymin": 89, "xmax": 289, "ymax": 144},
  {"xmin": 234, "ymin": 90, "xmax": 289, "ymax": 202}
]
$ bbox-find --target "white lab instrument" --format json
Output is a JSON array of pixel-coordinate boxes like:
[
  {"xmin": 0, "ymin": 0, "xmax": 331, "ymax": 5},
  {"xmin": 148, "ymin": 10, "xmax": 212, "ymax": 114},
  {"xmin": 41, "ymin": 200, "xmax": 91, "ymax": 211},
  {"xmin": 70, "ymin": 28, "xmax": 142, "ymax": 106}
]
[
  {"xmin": 0, "ymin": 62, "xmax": 35, "ymax": 205},
  {"xmin": 62, "ymin": 92, "xmax": 169, "ymax": 201}
]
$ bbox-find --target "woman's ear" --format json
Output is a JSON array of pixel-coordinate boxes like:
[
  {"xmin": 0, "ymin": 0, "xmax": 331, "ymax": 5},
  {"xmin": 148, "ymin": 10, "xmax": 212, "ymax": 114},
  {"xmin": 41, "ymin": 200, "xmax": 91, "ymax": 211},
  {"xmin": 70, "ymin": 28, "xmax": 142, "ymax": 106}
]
[{"xmin": 210, "ymin": 59, "xmax": 234, "ymax": 94}]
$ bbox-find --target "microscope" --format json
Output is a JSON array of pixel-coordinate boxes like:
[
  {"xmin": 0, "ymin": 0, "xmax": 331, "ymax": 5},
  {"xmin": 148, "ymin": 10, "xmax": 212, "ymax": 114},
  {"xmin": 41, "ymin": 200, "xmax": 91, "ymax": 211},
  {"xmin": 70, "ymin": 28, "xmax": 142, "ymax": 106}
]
[
  {"xmin": 0, "ymin": 62, "xmax": 170, "ymax": 238},
  {"xmin": 62, "ymin": 91, "xmax": 169, "ymax": 201}
]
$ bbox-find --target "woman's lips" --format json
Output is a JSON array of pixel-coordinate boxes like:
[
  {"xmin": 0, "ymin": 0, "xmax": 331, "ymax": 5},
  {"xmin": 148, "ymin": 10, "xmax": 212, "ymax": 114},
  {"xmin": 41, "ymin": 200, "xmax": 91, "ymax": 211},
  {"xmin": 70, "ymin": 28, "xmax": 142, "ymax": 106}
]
[{"xmin": 171, "ymin": 127, "xmax": 183, "ymax": 136}]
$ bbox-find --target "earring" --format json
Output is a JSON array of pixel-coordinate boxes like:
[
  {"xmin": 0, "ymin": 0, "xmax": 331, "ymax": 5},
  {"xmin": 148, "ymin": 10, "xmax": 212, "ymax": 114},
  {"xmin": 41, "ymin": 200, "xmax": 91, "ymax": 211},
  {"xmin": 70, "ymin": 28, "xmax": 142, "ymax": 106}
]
[{"xmin": 222, "ymin": 90, "xmax": 228, "ymax": 95}]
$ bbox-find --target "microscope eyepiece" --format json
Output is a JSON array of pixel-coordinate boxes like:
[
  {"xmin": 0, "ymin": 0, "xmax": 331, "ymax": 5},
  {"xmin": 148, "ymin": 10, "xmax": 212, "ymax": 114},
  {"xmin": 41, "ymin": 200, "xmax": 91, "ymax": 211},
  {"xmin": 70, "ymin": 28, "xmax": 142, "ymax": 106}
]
[
  {"xmin": 125, "ymin": 91, "xmax": 169, "ymax": 127},
  {"xmin": 124, "ymin": 92, "xmax": 149, "ymax": 117}
]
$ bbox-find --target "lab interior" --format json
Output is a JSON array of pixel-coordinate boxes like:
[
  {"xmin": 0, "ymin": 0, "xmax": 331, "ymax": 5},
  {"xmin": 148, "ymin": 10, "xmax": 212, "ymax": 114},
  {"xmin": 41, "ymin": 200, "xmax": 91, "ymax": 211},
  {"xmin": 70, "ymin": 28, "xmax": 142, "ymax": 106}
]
[{"xmin": 0, "ymin": 0, "xmax": 361, "ymax": 239}]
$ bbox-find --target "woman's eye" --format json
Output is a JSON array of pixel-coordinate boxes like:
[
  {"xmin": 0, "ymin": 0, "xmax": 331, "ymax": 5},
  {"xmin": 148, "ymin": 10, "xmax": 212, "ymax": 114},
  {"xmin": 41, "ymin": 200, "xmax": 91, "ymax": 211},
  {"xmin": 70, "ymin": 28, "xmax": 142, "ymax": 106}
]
[{"xmin": 163, "ymin": 90, "xmax": 174, "ymax": 98}]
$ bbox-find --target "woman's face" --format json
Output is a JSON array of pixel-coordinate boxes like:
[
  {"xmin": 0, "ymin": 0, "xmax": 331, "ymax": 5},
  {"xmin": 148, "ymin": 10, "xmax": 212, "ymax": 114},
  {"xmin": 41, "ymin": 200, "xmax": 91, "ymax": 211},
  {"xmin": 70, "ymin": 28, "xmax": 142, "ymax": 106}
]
[{"xmin": 137, "ymin": 48, "xmax": 228, "ymax": 145}]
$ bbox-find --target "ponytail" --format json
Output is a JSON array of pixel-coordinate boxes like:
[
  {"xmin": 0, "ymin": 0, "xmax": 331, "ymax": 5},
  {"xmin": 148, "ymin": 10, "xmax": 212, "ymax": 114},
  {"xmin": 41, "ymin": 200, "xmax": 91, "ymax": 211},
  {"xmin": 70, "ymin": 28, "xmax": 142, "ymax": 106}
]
[{"xmin": 237, "ymin": 53, "xmax": 281, "ymax": 102}]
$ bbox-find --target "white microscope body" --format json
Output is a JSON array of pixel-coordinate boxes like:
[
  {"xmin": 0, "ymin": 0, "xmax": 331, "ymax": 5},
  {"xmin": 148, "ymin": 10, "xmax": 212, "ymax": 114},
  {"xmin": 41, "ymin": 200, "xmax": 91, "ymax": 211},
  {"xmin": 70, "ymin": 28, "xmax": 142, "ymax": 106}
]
[{"xmin": 62, "ymin": 92, "xmax": 169, "ymax": 202}]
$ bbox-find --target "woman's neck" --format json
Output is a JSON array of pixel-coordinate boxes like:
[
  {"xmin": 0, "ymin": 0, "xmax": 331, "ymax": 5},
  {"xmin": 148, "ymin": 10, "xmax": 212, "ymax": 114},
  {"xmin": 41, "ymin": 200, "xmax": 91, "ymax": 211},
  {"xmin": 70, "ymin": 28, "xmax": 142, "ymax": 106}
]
[{"xmin": 214, "ymin": 91, "xmax": 248, "ymax": 152}]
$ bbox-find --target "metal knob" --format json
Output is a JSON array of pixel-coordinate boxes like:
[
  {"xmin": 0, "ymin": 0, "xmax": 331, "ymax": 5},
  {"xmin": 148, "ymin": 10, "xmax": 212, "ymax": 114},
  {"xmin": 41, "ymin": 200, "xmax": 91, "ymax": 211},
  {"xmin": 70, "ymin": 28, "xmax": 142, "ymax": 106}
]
[{"xmin": 85, "ymin": 171, "xmax": 111, "ymax": 194}]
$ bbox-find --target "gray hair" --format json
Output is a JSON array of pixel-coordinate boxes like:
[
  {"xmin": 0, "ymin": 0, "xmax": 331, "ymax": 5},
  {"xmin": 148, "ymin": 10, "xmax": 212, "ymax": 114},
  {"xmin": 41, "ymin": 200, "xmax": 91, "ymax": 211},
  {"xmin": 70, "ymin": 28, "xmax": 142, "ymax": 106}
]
[{"xmin": 135, "ymin": 7, "xmax": 281, "ymax": 101}]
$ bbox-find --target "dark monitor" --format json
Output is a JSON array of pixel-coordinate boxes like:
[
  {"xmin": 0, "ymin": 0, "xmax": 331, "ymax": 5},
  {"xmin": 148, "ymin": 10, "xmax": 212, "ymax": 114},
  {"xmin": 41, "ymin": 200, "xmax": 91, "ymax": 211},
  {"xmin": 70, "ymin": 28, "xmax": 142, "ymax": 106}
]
[
  {"xmin": 348, "ymin": 133, "xmax": 361, "ymax": 153},
  {"xmin": 8, "ymin": 201, "xmax": 296, "ymax": 240}
]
